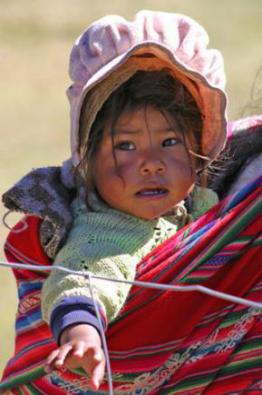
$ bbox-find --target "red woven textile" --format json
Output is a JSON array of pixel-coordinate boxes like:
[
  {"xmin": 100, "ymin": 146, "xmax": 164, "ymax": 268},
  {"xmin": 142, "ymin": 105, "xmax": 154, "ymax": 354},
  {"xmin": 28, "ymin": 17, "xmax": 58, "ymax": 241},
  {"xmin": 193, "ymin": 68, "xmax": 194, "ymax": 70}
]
[{"xmin": 1, "ymin": 177, "xmax": 262, "ymax": 394}]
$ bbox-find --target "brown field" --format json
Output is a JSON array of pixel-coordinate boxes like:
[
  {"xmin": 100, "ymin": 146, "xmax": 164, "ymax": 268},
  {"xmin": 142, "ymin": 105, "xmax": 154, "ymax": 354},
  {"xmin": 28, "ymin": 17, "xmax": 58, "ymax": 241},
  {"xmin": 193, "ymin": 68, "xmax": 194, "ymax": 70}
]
[{"xmin": 0, "ymin": 0, "xmax": 261, "ymax": 375}]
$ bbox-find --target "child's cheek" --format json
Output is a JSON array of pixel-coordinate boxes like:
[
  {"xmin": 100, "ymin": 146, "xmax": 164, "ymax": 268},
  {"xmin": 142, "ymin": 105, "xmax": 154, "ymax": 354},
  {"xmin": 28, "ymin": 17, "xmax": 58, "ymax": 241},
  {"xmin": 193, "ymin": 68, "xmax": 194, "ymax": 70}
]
[
  {"xmin": 113, "ymin": 161, "xmax": 137, "ymax": 180},
  {"xmin": 169, "ymin": 156, "xmax": 193, "ymax": 175}
]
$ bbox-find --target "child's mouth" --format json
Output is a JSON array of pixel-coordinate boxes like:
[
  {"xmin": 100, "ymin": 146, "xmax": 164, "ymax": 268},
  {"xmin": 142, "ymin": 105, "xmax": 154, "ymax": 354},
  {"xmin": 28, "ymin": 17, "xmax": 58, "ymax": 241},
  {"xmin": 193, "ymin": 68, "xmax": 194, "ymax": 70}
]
[{"xmin": 136, "ymin": 188, "xmax": 168, "ymax": 198}]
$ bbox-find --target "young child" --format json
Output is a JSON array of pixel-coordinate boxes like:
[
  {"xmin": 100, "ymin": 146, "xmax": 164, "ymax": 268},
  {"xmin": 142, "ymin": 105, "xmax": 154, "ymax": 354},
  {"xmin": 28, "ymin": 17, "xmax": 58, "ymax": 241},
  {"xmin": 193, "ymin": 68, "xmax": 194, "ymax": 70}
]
[
  {"xmin": 1, "ymin": 10, "xmax": 261, "ymax": 394},
  {"xmin": 40, "ymin": 10, "xmax": 225, "ymax": 390}
]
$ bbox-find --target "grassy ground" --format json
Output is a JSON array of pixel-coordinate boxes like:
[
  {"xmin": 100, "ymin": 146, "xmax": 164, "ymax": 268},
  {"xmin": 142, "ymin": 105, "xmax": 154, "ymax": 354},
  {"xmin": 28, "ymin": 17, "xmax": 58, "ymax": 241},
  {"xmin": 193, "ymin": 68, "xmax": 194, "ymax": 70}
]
[{"xmin": 0, "ymin": 0, "xmax": 261, "ymax": 376}]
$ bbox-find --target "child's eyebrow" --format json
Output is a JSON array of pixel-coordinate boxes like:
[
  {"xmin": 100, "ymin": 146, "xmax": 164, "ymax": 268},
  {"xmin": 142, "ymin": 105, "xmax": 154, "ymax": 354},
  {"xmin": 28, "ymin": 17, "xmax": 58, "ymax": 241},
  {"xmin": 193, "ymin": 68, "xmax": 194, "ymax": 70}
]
[{"xmin": 113, "ymin": 127, "xmax": 177, "ymax": 135}]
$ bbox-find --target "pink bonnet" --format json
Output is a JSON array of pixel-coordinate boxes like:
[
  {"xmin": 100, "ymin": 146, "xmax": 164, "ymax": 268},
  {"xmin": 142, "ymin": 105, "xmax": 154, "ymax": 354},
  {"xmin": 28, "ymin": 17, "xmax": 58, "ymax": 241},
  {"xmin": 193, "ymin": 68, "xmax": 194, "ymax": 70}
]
[{"xmin": 67, "ymin": 10, "xmax": 227, "ymax": 166}]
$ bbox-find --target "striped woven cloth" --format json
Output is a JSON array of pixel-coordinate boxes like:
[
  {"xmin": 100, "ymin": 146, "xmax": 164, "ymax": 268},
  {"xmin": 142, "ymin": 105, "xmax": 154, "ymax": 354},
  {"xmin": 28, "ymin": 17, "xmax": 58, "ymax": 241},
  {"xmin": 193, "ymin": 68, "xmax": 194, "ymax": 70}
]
[{"xmin": 1, "ymin": 176, "xmax": 261, "ymax": 394}]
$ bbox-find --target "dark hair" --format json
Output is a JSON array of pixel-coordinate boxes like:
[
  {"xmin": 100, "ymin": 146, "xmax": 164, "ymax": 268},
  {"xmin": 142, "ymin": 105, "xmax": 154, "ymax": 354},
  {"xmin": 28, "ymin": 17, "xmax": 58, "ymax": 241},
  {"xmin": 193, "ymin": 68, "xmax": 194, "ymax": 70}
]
[{"xmin": 78, "ymin": 69, "xmax": 204, "ymax": 189}]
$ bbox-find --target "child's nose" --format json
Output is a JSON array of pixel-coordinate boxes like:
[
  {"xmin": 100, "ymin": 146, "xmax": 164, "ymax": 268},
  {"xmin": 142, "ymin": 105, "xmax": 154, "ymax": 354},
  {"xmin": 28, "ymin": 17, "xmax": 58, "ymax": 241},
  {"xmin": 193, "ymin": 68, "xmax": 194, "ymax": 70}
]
[{"xmin": 139, "ymin": 155, "xmax": 165, "ymax": 176}]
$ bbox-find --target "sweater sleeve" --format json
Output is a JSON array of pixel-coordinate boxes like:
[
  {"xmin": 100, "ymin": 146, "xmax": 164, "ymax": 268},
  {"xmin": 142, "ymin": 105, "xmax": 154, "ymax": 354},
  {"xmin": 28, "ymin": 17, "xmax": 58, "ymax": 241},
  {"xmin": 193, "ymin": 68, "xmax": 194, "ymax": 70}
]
[
  {"xmin": 50, "ymin": 295, "xmax": 106, "ymax": 343},
  {"xmin": 41, "ymin": 239, "xmax": 138, "ymax": 327},
  {"xmin": 41, "ymin": 200, "xmax": 175, "ymax": 330}
]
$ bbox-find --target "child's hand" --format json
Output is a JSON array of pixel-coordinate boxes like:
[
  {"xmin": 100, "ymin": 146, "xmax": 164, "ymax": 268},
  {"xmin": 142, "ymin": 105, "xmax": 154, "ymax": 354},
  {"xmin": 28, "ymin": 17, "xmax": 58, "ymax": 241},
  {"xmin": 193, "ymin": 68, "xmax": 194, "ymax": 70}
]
[{"xmin": 45, "ymin": 324, "xmax": 105, "ymax": 390}]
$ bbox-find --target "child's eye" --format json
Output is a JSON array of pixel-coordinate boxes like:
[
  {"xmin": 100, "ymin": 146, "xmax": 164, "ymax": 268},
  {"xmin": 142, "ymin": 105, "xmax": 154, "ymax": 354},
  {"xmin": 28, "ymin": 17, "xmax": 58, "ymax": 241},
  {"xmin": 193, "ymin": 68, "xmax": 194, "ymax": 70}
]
[
  {"xmin": 162, "ymin": 138, "xmax": 179, "ymax": 147},
  {"xmin": 115, "ymin": 141, "xmax": 136, "ymax": 151}
]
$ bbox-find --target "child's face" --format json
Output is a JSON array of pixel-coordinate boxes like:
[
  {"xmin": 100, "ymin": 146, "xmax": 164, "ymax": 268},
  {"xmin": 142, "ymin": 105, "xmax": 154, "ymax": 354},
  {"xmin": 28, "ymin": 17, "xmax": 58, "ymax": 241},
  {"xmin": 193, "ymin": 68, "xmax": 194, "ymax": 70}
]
[{"xmin": 92, "ymin": 105, "xmax": 195, "ymax": 220}]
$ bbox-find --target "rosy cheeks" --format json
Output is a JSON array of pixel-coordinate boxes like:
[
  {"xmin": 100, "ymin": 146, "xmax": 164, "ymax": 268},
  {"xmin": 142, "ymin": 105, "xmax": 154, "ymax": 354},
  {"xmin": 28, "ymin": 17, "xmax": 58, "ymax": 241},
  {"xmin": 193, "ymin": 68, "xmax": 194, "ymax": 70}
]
[{"xmin": 113, "ymin": 161, "xmax": 140, "ymax": 188}]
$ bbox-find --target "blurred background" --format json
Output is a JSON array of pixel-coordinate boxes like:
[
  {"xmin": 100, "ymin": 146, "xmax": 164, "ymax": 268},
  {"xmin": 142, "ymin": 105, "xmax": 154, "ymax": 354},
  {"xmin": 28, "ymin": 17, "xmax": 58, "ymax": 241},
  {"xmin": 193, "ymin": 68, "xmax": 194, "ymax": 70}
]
[{"xmin": 0, "ymin": 0, "xmax": 261, "ymax": 375}]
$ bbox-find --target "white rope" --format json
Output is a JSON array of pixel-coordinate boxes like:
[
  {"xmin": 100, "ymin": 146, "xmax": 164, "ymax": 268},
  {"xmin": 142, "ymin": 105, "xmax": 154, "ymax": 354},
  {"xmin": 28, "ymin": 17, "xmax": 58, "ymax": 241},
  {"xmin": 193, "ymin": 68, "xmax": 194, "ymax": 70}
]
[
  {"xmin": 87, "ymin": 273, "xmax": 114, "ymax": 394},
  {"xmin": 0, "ymin": 260, "xmax": 261, "ymax": 309}
]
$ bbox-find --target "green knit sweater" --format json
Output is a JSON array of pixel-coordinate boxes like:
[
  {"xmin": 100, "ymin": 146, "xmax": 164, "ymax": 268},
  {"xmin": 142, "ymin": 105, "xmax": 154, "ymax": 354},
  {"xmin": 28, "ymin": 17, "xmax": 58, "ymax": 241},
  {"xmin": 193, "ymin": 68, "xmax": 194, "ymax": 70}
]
[{"xmin": 41, "ymin": 188, "xmax": 218, "ymax": 325}]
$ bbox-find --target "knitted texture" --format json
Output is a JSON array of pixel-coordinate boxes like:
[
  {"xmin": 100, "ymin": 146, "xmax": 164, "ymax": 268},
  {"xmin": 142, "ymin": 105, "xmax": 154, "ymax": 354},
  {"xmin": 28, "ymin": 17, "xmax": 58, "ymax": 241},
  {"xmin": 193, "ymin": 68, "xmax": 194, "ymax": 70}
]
[
  {"xmin": 190, "ymin": 186, "xmax": 218, "ymax": 220},
  {"xmin": 41, "ymin": 194, "xmax": 178, "ymax": 324},
  {"xmin": 2, "ymin": 165, "xmax": 74, "ymax": 258}
]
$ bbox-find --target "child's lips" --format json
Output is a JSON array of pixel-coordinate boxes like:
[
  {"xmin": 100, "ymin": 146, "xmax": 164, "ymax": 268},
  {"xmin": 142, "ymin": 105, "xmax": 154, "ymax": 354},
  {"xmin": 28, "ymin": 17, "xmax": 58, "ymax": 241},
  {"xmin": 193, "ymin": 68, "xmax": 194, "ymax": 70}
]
[{"xmin": 135, "ymin": 187, "xmax": 169, "ymax": 199}]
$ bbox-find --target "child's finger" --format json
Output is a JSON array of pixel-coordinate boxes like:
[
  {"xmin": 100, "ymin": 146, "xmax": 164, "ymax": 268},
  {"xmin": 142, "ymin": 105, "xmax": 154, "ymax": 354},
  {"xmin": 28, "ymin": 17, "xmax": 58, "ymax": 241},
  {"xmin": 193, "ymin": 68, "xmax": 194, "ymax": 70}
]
[
  {"xmin": 78, "ymin": 347, "xmax": 103, "ymax": 374},
  {"xmin": 45, "ymin": 349, "xmax": 61, "ymax": 373},
  {"xmin": 89, "ymin": 352, "xmax": 106, "ymax": 390},
  {"xmin": 71, "ymin": 341, "xmax": 85, "ymax": 358},
  {"xmin": 45, "ymin": 344, "xmax": 73, "ymax": 372},
  {"xmin": 65, "ymin": 344, "xmax": 99, "ymax": 371},
  {"xmin": 54, "ymin": 344, "xmax": 73, "ymax": 368}
]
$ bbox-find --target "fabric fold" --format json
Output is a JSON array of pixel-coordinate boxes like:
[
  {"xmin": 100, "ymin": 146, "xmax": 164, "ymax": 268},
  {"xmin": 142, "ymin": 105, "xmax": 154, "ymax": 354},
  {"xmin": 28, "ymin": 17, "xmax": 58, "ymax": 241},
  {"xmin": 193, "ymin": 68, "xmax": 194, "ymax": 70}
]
[{"xmin": 1, "ymin": 176, "xmax": 261, "ymax": 393}]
